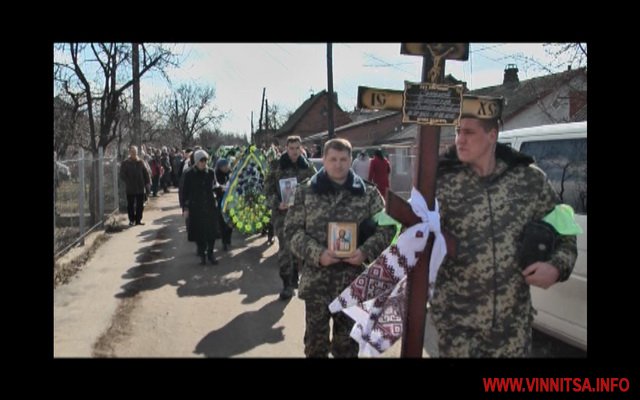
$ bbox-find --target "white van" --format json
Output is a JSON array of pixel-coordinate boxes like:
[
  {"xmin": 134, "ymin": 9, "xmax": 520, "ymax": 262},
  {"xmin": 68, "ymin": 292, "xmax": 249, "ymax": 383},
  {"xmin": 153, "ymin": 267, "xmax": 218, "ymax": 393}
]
[{"xmin": 499, "ymin": 121, "xmax": 587, "ymax": 350}]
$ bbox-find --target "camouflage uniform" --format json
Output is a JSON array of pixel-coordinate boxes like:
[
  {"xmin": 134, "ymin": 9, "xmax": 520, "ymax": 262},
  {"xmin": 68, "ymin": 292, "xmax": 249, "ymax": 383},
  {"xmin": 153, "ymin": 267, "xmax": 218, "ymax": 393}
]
[
  {"xmin": 285, "ymin": 170, "xmax": 395, "ymax": 357},
  {"xmin": 431, "ymin": 143, "xmax": 577, "ymax": 357},
  {"xmin": 264, "ymin": 154, "xmax": 315, "ymax": 290}
]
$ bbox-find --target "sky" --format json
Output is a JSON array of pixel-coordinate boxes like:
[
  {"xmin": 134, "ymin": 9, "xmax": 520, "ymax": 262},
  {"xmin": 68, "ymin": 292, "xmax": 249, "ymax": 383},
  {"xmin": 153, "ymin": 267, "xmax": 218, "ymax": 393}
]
[{"xmin": 64, "ymin": 43, "xmax": 584, "ymax": 141}]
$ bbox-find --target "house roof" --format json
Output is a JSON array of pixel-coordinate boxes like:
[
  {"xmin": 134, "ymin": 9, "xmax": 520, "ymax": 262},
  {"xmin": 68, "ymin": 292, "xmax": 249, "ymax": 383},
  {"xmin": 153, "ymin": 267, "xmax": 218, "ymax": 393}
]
[
  {"xmin": 570, "ymin": 103, "xmax": 587, "ymax": 122},
  {"xmin": 469, "ymin": 67, "xmax": 587, "ymax": 122},
  {"xmin": 377, "ymin": 124, "xmax": 418, "ymax": 145},
  {"xmin": 378, "ymin": 124, "xmax": 456, "ymax": 145},
  {"xmin": 302, "ymin": 111, "xmax": 400, "ymax": 143},
  {"xmin": 277, "ymin": 90, "xmax": 344, "ymax": 136}
]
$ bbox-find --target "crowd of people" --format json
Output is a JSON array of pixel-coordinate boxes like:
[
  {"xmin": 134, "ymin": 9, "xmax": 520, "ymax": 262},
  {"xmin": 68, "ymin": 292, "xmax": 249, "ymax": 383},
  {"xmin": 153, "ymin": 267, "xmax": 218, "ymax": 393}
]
[{"xmin": 118, "ymin": 97, "xmax": 579, "ymax": 358}]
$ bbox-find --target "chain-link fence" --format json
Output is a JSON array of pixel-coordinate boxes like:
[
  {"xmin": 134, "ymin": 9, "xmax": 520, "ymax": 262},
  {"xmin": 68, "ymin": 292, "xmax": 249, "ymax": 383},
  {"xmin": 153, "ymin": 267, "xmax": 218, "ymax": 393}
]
[{"xmin": 54, "ymin": 148, "xmax": 121, "ymax": 259}]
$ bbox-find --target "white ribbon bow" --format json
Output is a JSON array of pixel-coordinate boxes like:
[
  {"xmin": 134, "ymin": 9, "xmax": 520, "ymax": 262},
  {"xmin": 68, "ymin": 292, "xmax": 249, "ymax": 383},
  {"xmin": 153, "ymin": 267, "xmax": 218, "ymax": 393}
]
[
  {"xmin": 408, "ymin": 187, "xmax": 446, "ymax": 296},
  {"xmin": 328, "ymin": 188, "xmax": 447, "ymax": 356}
]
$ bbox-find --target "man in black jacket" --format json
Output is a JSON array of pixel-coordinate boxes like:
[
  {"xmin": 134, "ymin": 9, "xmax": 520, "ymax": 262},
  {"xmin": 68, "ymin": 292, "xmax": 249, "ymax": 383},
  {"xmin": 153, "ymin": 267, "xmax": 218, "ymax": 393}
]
[{"xmin": 119, "ymin": 145, "xmax": 150, "ymax": 226}]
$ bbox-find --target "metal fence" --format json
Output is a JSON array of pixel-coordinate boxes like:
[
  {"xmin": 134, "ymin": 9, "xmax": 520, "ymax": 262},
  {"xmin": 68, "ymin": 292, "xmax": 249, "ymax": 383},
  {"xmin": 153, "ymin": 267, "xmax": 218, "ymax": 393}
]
[
  {"xmin": 54, "ymin": 148, "xmax": 121, "ymax": 259},
  {"xmin": 387, "ymin": 148, "xmax": 416, "ymax": 200}
]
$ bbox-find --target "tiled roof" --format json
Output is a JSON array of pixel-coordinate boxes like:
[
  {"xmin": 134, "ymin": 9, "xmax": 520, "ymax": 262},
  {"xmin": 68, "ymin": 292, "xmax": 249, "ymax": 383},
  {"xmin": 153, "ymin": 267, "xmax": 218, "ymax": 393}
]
[
  {"xmin": 302, "ymin": 111, "xmax": 400, "ymax": 143},
  {"xmin": 277, "ymin": 90, "xmax": 343, "ymax": 135},
  {"xmin": 469, "ymin": 67, "xmax": 587, "ymax": 122}
]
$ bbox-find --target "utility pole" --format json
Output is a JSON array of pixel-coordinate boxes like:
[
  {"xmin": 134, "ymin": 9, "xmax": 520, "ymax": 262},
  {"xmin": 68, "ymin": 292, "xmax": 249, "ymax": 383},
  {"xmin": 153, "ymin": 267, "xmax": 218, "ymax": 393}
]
[
  {"xmin": 265, "ymin": 98, "xmax": 270, "ymax": 131},
  {"xmin": 132, "ymin": 43, "xmax": 141, "ymax": 152},
  {"xmin": 259, "ymin": 87, "xmax": 266, "ymax": 131},
  {"xmin": 327, "ymin": 43, "xmax": 335, "ymax": 139},
  {"xmin": 251, "ymin": 111, "xmax": 254, "ymax": 144}
]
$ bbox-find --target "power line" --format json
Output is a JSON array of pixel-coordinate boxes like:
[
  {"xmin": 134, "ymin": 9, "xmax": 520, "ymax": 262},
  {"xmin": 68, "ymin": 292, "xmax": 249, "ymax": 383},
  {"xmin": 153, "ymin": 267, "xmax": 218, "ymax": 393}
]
[
  {"xmin": 262, "ymin": 46, "xmax": 292, "ymax": 72},
  {"xmin": 339, "ymin": 43, "xmax": 417, "ymax": 75}
]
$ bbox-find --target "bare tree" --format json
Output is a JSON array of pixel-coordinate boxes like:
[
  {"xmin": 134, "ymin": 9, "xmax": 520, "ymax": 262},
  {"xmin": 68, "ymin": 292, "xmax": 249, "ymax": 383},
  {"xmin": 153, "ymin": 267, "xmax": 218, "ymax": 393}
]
[
  {"xmin": 543, "ymin": 43, "xmax": 587, "ymax": 70},
  {"xmin": 265, "ymin": 103, "xmax": 291, "ymax": 131},
  {"xmin": 157, "ymin": 83, "xmax": 226, "ymax": 148},
  {"xmin": 504, "ymin": 42, "xmax": 587, "ymax": 124},
  {"xmin": 198, "ymin": 128, "xmax": 247, "ymax": 151},
  {"xmin": 54, "ymin": 43, "xmax": 177, "ymax": 225},
  {"xmin": 54, "ymin": 96, "xmax": 87, "ymax": 159}
]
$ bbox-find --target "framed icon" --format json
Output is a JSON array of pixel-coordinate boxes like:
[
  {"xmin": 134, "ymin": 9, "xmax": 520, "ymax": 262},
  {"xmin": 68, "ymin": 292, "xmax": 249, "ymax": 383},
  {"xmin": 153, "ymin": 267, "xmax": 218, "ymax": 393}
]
[
  {"xmin": 279, "ymin": 177, "xmax": 298, "ymax": 207},
  {"xmin": 328, "ymin": 222, "xmax": 357, "ymax": 258}
]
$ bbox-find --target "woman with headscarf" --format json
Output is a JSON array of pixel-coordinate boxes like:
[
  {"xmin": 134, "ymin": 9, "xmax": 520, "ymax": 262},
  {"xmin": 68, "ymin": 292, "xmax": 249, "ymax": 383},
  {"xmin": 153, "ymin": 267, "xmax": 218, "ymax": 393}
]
[{"xmin": 183, "ymin": 149, "xmax": 221, "ymax": 265}]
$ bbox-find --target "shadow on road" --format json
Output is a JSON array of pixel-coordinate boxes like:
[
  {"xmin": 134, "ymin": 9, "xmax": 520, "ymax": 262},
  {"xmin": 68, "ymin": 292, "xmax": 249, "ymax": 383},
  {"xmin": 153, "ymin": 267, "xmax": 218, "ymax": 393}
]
[
  {"xmin": 194, "ymin": 299, "xmax": 287, "ymax": 357},
  {"xmin": 115, "ymin": 215, "xmax": 281, "ymax": 307}
]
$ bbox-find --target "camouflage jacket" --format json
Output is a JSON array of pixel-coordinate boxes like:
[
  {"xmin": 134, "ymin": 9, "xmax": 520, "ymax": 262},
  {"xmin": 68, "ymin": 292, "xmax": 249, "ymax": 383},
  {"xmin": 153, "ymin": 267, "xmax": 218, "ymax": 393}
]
[
  {"xmin": 264, "ymin": 153, "xmax": 315, "ymax": 214},
  {"xmin": 431, "ymin": 143, "xmax": 577, "ymax": 331},
  {"xmin": 284, "ymin": 170, "xmax": 395, "ymax": 301}
]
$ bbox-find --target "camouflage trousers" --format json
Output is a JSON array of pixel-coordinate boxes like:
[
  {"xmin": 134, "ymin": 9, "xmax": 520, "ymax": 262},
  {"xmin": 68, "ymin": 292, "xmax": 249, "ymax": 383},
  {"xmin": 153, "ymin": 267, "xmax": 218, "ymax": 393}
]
[
  {"xmin": 436, "ymin": 322, "xmax": 532, "ymax": 357},
  {"xmin": 273, "ymin": 212, "xmax": 297, "ymax": 286},
  {"xmin": 303, "ymin": 296, "xmax": 358, "ymax": 358}
]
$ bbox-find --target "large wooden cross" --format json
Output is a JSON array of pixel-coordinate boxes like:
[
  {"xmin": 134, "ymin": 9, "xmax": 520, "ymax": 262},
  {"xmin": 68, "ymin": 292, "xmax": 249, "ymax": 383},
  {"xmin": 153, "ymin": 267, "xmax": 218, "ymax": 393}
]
[{"xmin": 359, "ymin": 43, "xmax": 469, "ymax": 357}]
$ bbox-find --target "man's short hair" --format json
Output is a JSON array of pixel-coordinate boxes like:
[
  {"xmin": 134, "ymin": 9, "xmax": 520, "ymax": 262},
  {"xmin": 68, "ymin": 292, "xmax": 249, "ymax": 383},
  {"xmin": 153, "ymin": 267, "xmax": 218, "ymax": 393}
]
[
  {"xmin": 286, "ymin": 136, "xmax": 302, "ymax": 145},
  {"xmin": 460, "ymin": 94, "xmax": 504, "ymax": 134},
  {"xmin": 323, "ymin": 138, "xmax": 352, "ymax": 158},
  {"xmin": 478, "ymin": 118, "xmax": 502, "ymax": 134}
]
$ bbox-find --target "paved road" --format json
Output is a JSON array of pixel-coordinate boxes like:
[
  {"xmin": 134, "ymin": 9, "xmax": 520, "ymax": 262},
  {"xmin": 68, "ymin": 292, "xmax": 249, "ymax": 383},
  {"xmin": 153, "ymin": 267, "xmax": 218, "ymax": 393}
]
[
  {"xmin": 53, "ymin": 188, "xmax": 583, "ymax": 358},
  {"xmin": 54, "ymin": 189, "xmax": 307, "ymax": 357}
]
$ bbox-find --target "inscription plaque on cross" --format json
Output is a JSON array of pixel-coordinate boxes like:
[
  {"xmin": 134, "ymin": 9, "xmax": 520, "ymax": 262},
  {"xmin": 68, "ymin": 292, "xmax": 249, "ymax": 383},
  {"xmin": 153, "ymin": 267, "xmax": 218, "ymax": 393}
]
[{"xmin": 357, "ymin": 43, "xmax": 469, "ymax": 357}]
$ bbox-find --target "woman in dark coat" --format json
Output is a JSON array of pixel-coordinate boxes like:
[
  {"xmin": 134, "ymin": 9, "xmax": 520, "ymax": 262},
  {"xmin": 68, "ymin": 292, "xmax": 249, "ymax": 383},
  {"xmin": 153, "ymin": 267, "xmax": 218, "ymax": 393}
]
[{"xmin": 183, "ymin": 150, "xmax": 220, "ymax": 265}]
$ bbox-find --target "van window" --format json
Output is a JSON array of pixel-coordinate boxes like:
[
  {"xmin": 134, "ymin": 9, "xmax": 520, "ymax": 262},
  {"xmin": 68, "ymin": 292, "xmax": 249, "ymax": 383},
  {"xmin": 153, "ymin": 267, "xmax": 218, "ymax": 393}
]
[{"xmin": 520, "ymin": 138, "xmax": 587, "ymax": 214}]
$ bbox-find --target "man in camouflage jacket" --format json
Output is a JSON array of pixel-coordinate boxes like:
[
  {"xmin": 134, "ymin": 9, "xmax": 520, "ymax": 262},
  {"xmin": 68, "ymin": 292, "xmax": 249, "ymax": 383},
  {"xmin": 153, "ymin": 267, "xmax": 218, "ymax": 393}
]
[
  {"xmin": 264, "ymin": 136, "xmax": 315, "ymax": 300},
  {"xmin": 431, "ymin": 111, "xmax": 577, "ymax": 357},
  {"xmin": 285, "ymin": 138, "xmax": 395, "ymax": 358}
]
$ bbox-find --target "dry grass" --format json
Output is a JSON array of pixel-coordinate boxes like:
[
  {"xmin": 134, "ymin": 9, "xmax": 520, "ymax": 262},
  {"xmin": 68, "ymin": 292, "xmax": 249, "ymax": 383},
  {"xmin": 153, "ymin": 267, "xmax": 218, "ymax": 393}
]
[{"xmin": 53, "ymin": 233, "xmax": 110, "ymax": 288}]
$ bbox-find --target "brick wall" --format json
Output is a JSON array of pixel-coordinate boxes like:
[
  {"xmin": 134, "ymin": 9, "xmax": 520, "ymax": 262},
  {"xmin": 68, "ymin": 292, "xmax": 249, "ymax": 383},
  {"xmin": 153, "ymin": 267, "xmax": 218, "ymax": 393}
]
[{"xmin": 287, "ymin": 96, "xmax": 351, "ymax": 139}]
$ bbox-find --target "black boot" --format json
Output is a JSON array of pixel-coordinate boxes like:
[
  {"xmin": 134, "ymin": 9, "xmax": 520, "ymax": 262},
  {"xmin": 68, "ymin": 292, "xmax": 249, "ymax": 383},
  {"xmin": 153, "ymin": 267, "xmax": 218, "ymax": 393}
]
[
  {"xmin": 279, "ymin": 275, "xmax": 294, "ymax": 300},
  {"xmin": 279, "ymin": 286, "xmax": 294, "ymax": 300},
  {"xmin": 199, "ymin": 255, "xmax": 206, "ymax": 265},
  {"xmin": 207, "ymin": 251, "xmax": 218, "ymax": 265}
]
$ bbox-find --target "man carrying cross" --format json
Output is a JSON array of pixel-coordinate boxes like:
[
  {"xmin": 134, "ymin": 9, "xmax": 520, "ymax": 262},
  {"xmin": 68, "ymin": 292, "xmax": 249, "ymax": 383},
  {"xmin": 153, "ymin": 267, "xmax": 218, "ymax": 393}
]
[
  {"xmin": 430, "ymin": 95, "xmax": 578, "ymax": 357},
  {"xmin": 329, "ymin": 44, "xmax": 579, "ymax": 358}
]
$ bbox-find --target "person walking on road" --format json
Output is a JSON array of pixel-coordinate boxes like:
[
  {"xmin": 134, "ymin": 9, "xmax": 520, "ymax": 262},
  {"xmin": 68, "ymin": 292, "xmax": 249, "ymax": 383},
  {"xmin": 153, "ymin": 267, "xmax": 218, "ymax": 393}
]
[
  {"xmin": 119, "ymin": 145, "xmax": 150, "ymax": 226},
  {"xmin": 182, "ymin": 149, "xmax": 221, "ymax": 265},
  {"xmin": 285, "ymin": 138, "xmax": 395, "ymax": 357},
  {"xmin": 264, "ymin": 136, "xmax": 315, "ymax": 300}
]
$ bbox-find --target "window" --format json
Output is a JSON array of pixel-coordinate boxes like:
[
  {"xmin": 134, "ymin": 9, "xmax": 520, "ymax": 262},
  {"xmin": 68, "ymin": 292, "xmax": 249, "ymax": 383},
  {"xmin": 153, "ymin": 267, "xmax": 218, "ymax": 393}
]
[{"xmin": 520, "ymin": 138, "xmax": 587, "ymax": 214}]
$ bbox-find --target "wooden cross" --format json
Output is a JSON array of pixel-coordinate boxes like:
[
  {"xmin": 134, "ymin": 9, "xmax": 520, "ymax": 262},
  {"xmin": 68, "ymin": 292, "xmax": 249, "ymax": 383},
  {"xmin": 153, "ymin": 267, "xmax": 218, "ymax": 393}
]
[{"xmin": 388, "ymin": 43, "xmax": 468, "ymax": 357}]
